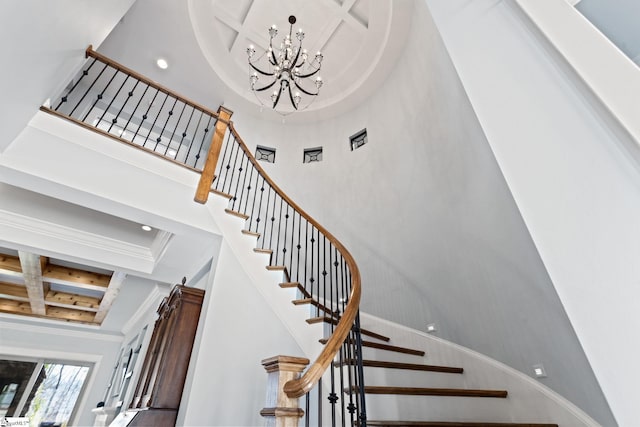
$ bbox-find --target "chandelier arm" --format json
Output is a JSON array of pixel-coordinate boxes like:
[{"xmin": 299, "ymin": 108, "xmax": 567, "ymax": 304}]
[
  {"xmin": 291, "ymin": 44, "xmax": 302, "ymax": 68},
  {"xmin": 249, "ymin": 62, "xmax": 275, "ymax": 76},
  {"xmin": 295, "ymin": 67, "xmax": 320, "ymax": 79},
  {"xmin": 272, "ymin": 80, "xmax": 285, "ymax": 109},
  {"xmin": 287, "ymin": 84, "xmax": 298, "ymax": 110},
  {"xmin": 254, "ymin": 79, "xmax": 278, "ymax": 92},
  {"xmin": 270, "ymin": 48, "xmax": 278, "ymax": 66},
  {"xmin": 293, "ymin": 80, "xmax": 319, "ymax": 96}
]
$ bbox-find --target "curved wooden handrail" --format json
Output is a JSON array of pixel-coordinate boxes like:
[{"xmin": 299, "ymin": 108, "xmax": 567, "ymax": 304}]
[
  {"xmin": 228, "ymin": 123, "xmax": 362, "ymax": 398},
  {"xmin": 85, "ymin": 46, "xmax": 227, "ymax": 124}
]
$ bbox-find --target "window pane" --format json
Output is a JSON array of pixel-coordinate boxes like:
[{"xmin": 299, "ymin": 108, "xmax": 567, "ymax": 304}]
[
  {"xmin": 0, "ymin": 360, "xmax": 38, "ymax": 417},
  {"xmin": 25, "ymin": 363, "xmax": 90, "ymax": 427}
]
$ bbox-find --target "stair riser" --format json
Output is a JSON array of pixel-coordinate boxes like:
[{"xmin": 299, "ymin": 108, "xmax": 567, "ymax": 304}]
[
  {"xmin": 336, "ymin": 366, "xmax": 467, "ymax": 390},
  {"xmin": 362, "ymin": 394, "xmax": 523, "ymax": 424}
]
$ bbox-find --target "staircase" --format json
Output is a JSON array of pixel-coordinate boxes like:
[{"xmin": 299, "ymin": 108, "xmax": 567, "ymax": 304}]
[{"xmin": 40, "ymin": 47, "xmax": 600, "ymax": 427}]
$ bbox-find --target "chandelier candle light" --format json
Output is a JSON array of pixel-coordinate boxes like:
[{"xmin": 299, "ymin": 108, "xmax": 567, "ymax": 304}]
[{"xmin": 247, "ymin": 15, "xmax": 323, "ymax": 113}]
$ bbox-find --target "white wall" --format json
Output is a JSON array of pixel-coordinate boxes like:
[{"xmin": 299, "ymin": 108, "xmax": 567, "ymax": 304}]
[
  {"xmin": 221, "ymin": 0, "xmax": 615, "ymax": 424},
  {"xmin": 423, "ymin": 0, "xmax": 639, "ymax": 425},
  {"xmin": 179, "ymin": 240, "xmax": 304, "ymax": 427}
]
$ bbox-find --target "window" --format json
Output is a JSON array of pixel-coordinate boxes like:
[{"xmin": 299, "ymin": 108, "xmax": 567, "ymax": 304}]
[
  {"xmin": 0, "ymin": 358, "xmax": 91, "ymax": 427},
  {"xmin": 255, "ymin": 145, "xmax": 276, "ymax": 163},
  {"xmin": 349, "ymin": 128, "xmax": 367, "ymax": 151},
  {"xmin": 303, "ymin": 147, "xmax": 323, "ymax": 163}
]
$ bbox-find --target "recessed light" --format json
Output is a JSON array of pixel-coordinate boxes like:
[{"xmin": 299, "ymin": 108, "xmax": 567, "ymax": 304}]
[
  {"xmin": 141, "ymin": 225, "xmax": 152, "ymax": 232},
  {"xmin": 167, "ymin": 149, "xmax": 177, "ymax": 157},
  {"xmin": 156, "ymin": 58, "xmax": 168, "ymax": 69},
  {"xmin": 533, "ymin": 364, "xmax": 547, "ymax": 378},
  {"xmin": 426, "ymin": 323, "xmax": 437, "ymax": 333}
]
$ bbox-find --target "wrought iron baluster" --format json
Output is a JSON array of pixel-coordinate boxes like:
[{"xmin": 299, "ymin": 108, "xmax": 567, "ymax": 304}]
[
  {"xmin": 176, "ymin": 106, "xmax": 197, "ymax": 161},
  {"xmin": 69, "ymin": 61, "xmax": 108, "ymax": 117},
  {"xmin": 121, "ymin": 83, "xmax": 150, "ymax": 138},
  {"xmin": 241, "ymin": 161, "xmax": 255, "ymax": 215},
  {"xmin": 82, "ymin": 66, "xmax": 120, "ymax": 123},
  {"xmin": 225, "ymin": 138, "xmax": 242, "ymax": 196},
  {"xmin": 165, "ymin": 101, "xmax": 188, "ymax": 156},
  {"xmin": 254, "ymin": 177, "xmax": 266, "ymax": 234},
  {"xmin": 55, "ymin": 57, "xmax": 98, "ymax": 111},
  {"xmin": 132, "ymin": 88, "xmax": 159, "ymax": 143},
  {"xmin": 275, "ymin": 198, "xmax": 284, "ymax": 265},
  {"xmin": 107, "ymin": 78, "xmax": 139, "ymax": 134},
  {"xmin": 192, "ymin": 114, "xmax": 214, "ymax": 169},
  {"xmin": 143, "ymin": 90, "xmax": 169, "ymax": 146},
  {"xmin": 261, "ymin": 187, "xmax": 272, "ymax": 249},
  {"xmin": 98, "ymin": 74, "xmax": 130, "ymax": 133},
  {"xmin": 232, "ymin": 153, "xmax": 248, "ymax": 211},
  {"xmin": 267, "ymin": 192, "xmax": 278, "ymax": 256},
  {"xmin": 213, "ymin": 126, "xmax": 231, "ymax": 189},
  {"xmin": 152, "ymin": 95, "xmax": 178, "ymax": 150}
]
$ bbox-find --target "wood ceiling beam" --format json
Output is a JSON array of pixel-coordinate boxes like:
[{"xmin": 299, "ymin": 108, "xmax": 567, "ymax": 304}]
[
  {"xmin": 0, "ymin": 281, "xmax": 29, "ymax": 300},
  {"xmin": 94, "ymin": 271, "xmax": 126, "ymax": 324},
  {"xmin": 18, "ymin": 251, "xmax": 46, "ymax": 315},
  {"xmin": 46, "ymin": 305, "xmax": 97, "ymax": 323},
  {"xmin": 0, "ymin": 253, "xmax": 23, "ymax": 275},
  {"xmin": 42, "ymin": 262, "xmax": 111, "ymax": 291},
  {"xmin": 0, "ymin": 298, "xmax": 33, "ymax": 315},
  {"xmin": 45, "ymin": 289, "xmax": 101, "ymax": 312}
]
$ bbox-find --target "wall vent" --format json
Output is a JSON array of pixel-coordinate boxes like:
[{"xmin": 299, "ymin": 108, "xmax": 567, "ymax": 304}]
[
  {"xmin": 255, "ymin": 145, "xmax": 276, "ymax": 163},
  {"xmin": 303, "ymin": 147, "xmax": 323, "ymax": 163},
  {"xmin": 349, "ymin": 128, "xmax": 367, "ymax": 151}
]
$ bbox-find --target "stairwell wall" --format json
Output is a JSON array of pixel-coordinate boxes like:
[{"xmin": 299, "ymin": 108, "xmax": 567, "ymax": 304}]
[{"xmin": 227, "ymin": 0, "xmax": 615, "ymax": 425}]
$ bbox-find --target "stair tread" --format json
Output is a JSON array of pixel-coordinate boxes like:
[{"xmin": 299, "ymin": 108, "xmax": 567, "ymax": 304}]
[
  {"xmin": 306, "ymin": 317, "xmax": 391, "ymax": 342},
  {"xmin": 224, "ymin": 208, "xmax": 249, "ymax": 220},
  {"xmin": 365, "ymin": 422, "xmax": 558, "ymax": 427},
  {"xmin": 320, "ymin": 338, "xmax": 425, "ymax": 356},
  {"xmin": 347, "ymin": 386, "xmax": 508, "ymax": 398},
  {"xmin": 254, "ymin": 248, "xmax": 273, "ymax": 254},
  {"xmin": 267, "ymin": 266, "xmax": 290, "ymax": 281},
  {"xmin": 210, "ymin": 188, "xmax": 232, "ymax": 199},
  {"xmin": 340, "ymin": 359, "xmax": 463, "ymax": 373},
  {"xmin": 241, "ymin": 229, "xmax": 260, "ymax": 238}
]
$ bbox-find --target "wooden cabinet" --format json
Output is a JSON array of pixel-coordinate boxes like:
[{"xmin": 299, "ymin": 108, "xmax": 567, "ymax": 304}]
[{"xmin": 116, "ymin": 284, "xmax": 204, "ymax": 427}]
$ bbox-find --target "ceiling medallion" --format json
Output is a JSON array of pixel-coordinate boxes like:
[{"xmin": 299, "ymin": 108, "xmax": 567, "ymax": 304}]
[{"xmin": 247, "ymin": 15, "xmax": 323, "ymax": 115}]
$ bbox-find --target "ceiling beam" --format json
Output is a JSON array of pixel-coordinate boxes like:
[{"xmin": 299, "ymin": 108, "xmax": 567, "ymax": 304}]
[
  {"xmin": 41, "ymin": 262, "xmax": 111, "ymax": 291},
  {"xmin": 18, "ymin": 251, "xmax": 46, "ymax": 315},
  {"xmin": 0, "ymin": 298, "xmax": 32, "ymax": 315},
  {"xmin": 45, "ymin": 305, "xmax": 98, "ymax": 323},
  {"xmin": 45, "ymin": 288, "xmax": 101, "ymax": 312},
  {"xmin": 0, "ymin": 253, "xmax": 23, "ymax": 275},
  {"xmin": 93, "ymin": 271, "xmax": 126, "ymax": 323},
  {"xmin": 0, "ymin": 281, "xmax": 29, "ymax": 300}
]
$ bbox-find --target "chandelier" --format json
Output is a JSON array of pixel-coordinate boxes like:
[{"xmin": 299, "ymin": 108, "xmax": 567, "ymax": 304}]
[{"xmin": 247, "ymin": 15, "xmax": 323, "ymax": 113}]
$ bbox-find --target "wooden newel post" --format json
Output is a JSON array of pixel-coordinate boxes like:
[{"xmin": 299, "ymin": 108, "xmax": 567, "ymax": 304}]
[
  {"xmin": 194, "ymin": 105, "xmax": 233, "ymax": 204},
  {"xmin": 260, "ymin": 355, "xmax": 310, "ymax": 427}
]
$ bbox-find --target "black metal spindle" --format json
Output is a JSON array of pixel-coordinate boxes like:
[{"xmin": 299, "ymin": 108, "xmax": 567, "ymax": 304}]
[
  {"xmin": 309, "ymin": 224, "xmax": 314, "ymax": 297},
  {"xmin": 267, "ymin": 192, "xmax": 278, "ymax": 257},
  {"xmin": 153, "ymin": 96, "xmax": 178, "ymax": 150},
  {"xmin": 254, "ymin": 177, "xmax": 266, "ymax": 234},
  {"xmin": 184, "ymin": 110, "xmax": 204, "ymax": 165},
  {"xmin": 82, "ymin": 67, "xmax": 120, "ymax": 123},
  {"xmin": 192, "ymin": 116, "xmax": 215, "ymax": 169},
  {"xmin": 175, "ymin": 106, "xmax": 197, "ymax": 161},
  {"xmin": 145, "ymin": 92, "xmax": 172, "ymax": 149},
  {"xmin": 282, "ymin": 203, "xmax": 290, "ymax": 269},
  {"xmin": 164, "ymin": 101, "xmax": 188, "ymax": 155},
  {"xmin": 305, "ymin": 392, "xmax": 310, "ymax": 427},
  {"xmin": 275, "ymin": 198, "xmax": 284, "ymax": 265},
  {"xmin": 55, "ymin": 58, "xmax": 98, "ymax": 111},
  {"xmin": 132, "ymin": 88, "xmax": 159, "ymax": 143},
  {"xmin": 289, "ymin": 207, "xmax": 296, "ymax": 278},
  {"xmin": 248, "ymin": 168, "xmax": 260, "ymax": 227},
  {"xmin": 261, "ymin": 187, "xmax": 272, "ymax": 248},
  {"xmin": 232, "ymin": 153, "xmax": 248, "ymax": 211},
  {"xmin": 69, "ymin": 62, "xmax": 109, "ymax": 117},
  {"xmin": 107, "ymin": 78, "xmax": 138, "ymax": 134},
  {"xmin": 354, "ymin": 312, "xmax": 367, "ymax": 427},
  {"xmin": 99, "ymin": 74, "xmax": 130, "ymax": 133},
  {"xmin": 121, "ymin": 83, "xmax": 150, "ymax": 137},
  {"xmin": 241, "ymin": 162, "xmax": 255, "ymax": 214},
  {"xmin": 225, "ymin": 138, "xmax": 241, "ymax": 196}
]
